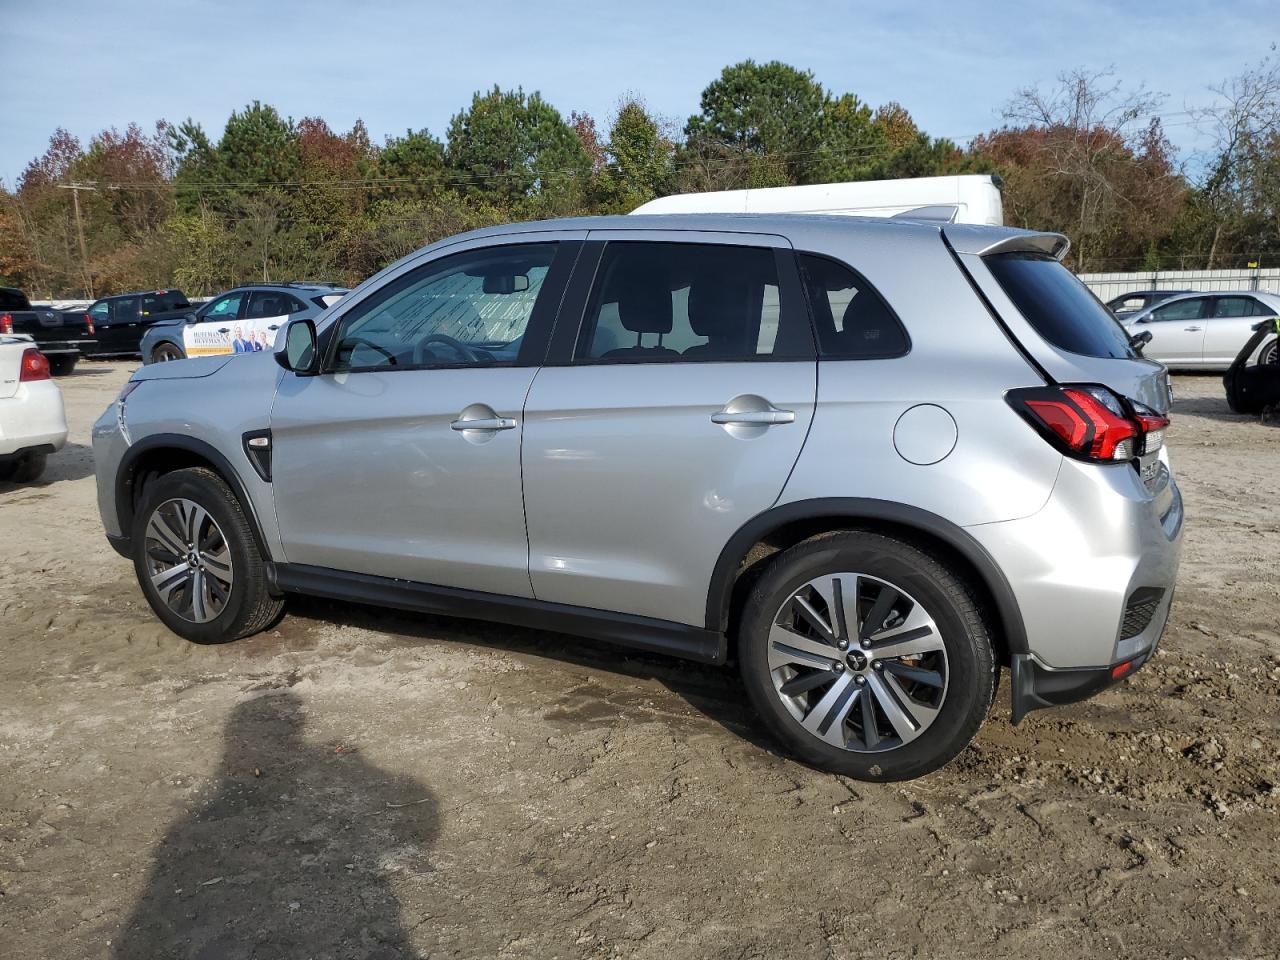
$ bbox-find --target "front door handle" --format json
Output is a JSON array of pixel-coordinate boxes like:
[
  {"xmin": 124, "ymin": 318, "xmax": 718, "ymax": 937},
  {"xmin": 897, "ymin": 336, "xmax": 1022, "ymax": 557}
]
[
  {"xmin": 450, "ymin": 416, "xmax": 517, "ymax": 432},
  {"xmin": 1184, "ymin": 325, "xmax": 1203, "ymax": 331},
  {"xmin": 712, "ymin": 408, "xmax": 795, "ymax": 425}
]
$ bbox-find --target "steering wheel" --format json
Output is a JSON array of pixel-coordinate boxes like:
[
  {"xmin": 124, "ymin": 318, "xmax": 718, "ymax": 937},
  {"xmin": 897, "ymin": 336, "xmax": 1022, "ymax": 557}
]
[
  {"xmin": 343, "ymin": 336, "xmax": 398, "ymax": 365},
  {"xmin": 415, "ymin": 333, "xmax": 479, "ymax": 365}
]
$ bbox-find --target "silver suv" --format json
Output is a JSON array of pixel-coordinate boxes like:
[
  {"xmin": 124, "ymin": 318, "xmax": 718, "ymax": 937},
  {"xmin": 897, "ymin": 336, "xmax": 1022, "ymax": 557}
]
[{"xmin": 92, "ymin": 215, "xmax": 1182, "ymax": 781}]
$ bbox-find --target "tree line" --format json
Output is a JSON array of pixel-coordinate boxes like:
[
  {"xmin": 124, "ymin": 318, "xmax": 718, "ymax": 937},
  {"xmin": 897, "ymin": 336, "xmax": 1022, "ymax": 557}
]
[{"xmin": 2, "ymin": 56, "xmax": 1277, "ymax": 299}]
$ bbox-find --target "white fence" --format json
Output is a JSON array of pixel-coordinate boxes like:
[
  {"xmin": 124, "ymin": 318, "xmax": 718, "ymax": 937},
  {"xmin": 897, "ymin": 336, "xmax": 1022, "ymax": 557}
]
[{"xmin": 1078, "ymin": 268, "xmax": 1280, "ymax": 301}]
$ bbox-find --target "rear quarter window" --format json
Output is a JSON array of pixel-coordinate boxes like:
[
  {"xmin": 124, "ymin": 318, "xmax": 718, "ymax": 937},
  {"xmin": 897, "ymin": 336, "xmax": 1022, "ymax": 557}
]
[{"xmin": 986, "ymin": 253, "xmax": 1136, "ymax": 360}]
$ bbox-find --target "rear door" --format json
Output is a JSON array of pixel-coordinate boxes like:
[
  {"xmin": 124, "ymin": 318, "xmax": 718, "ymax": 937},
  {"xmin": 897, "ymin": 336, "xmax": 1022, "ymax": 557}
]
[
  {"xmin": 99, "ymin": 297, "xmax": 142, "ymax": 354},
  {"xmin": 520, "ymin": 232, "xmax": 818, "ymax": 627},
  {"xmin": 242, "ymin": 290, "xmax": 304, "ymax": 352},
  {"xmin": 1204, "ymin": 295, "xmax": 1270, "ymax": 366}
]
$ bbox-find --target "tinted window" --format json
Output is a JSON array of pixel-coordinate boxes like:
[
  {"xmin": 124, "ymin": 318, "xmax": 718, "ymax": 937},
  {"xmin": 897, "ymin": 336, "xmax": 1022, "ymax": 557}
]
[
  {"xmin": 575, "ymin": 242, "xmax": 810, "ymax": 363},
  {"xmin": 1213, "ymin": 296, "xmax": 1266, "ymax": 318},
  {"xmin": 333, "ymin": 243, "xmax": 556, "ymax": 371},
  {"xmin": 112, "ymin": 297, "xmax": 141, "ymax": 323},
  {"xmin": 986, "ymin": 254, "xmax": 1135, "ymax": 360},
  {"xmin": 0, "ymin": 289, "xmax": 31, "ymax": 310},
  {"xmin": 1149, "ymin": 298, "xmax": 1207, "ymax": 322},
  {"xmin": 88, "ymin": 301, "xmax": 109, "ymax": 321},
  {"xmin": 245, "ymin": 291, "xmax": 294, "ymax": 319},
  {"xmin": 798, "ymin": 253, "xmax": 908, "ymax": 359},
  {"xmin": 1107, "ymin": 294, "xmax": 1150, "ymax": 313}
]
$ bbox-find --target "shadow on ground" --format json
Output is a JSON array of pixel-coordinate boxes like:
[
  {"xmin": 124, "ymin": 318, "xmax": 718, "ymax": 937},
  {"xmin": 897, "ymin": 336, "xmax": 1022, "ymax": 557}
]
[{"xmin": 111, "ymin": 691, "xmax": 439, "ymax": 960}]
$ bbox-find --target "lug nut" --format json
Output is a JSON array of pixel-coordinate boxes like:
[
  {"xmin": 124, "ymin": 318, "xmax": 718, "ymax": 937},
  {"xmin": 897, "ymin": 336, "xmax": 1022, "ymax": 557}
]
[
  {"xmin": 860, "ymin": 639, "xmax": 871, "ymax": 650},
  {"xmin": 832, "ymin": 661, "xmax": 844, "ymax": 672},
  {"xmin": 837, "ymin": 639, "xmax": 849, "ymax": 651},
  {"xmin": 855, "ymin": 675, "xmax": 866, "ymax": 686},
  {"xmin": 873, "ymin": 660, "xmax": 883, "ymax": 670}
]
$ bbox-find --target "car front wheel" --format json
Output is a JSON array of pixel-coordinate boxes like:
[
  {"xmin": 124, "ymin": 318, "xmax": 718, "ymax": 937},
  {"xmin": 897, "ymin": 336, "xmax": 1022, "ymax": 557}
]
[
  {"xmin": 738, "ymin": 532, "xmax": 997, "ymax": 781},
  {"xmin": 151, "ymin": 342, "xmax": 185, "ymax": 363},
  {"xmin": 132, "ymin": 467, "xmax": 283, "ymax": 643}
]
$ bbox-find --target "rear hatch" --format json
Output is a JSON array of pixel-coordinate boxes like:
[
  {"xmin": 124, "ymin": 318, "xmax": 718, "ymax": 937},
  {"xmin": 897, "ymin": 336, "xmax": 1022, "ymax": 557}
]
[{"xmin": 944, "ymin": 224, "xmax": 1174, "ymax": 503}]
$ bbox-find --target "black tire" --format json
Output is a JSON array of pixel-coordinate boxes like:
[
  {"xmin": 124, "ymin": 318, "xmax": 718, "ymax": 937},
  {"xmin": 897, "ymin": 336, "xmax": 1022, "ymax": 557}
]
[
  {"xmin": 131, "ymin": 467, "xmax": 283, "ymax": 644},
  {"xmin": 737, "ymin": 532, "xmax": 997, "ymax": 781},
  {"xmin": 1264, "ymin": 340, "xmax": 1278, "ymax": 366},
  {"xmin": 47, "ymin": 354, "xmax": 78, "ymax": 376},
  {"xmin": 0, "ymin": 453, "xmax": 47, "ymax": 483},
  {"xmin": 151, "ymin": 341, "xmax": 185, "ymax": 363}
]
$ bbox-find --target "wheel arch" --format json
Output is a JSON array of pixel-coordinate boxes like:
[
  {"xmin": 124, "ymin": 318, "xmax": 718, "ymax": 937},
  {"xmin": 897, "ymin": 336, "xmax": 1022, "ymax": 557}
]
[
  {"xmin": 115, "ymin": 434, "xmax": 271, "ymax": 560},
  {"xmin": 706, "ymin": 498, "xmax": 1028, "ymax": 663}
]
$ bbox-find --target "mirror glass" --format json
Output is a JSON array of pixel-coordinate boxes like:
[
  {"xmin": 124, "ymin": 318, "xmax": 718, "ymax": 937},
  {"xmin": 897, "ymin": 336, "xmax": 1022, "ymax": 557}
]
[{"xmin": 283, "ymin": 320, "xmax": 316, "ymax": 371}]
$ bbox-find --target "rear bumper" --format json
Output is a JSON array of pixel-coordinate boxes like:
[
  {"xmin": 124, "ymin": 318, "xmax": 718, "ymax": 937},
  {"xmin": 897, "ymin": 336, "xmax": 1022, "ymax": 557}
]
[
  {"xmin": 0, "ymin": 381, "xmax": 68, "ymax": 457},
  {"xmin": 969, "ymin": 449, "xmax": 1182, "ymax": 676}
]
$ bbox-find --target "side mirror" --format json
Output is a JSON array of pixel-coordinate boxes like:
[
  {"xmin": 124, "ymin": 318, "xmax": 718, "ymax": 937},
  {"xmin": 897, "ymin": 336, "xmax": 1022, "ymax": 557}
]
[
  {"xmin": 276, "ymin": 319, "xmax": 318, "ymax": 374},
  {"xmin": 1130, "ymin": 329, "xmax": 1153, "ymax": 353}
]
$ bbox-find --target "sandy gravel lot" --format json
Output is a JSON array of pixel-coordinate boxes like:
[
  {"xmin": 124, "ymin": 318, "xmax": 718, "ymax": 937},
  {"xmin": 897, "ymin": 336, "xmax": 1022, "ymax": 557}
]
[{"xmin": 1, "ymin": 362, "xmax": 1277, "ymax": 960}]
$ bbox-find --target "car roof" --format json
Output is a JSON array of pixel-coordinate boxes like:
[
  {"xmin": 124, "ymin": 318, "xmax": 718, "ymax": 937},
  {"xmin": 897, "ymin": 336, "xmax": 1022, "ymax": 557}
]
[{"xmin": 226, "ymin": 283, "xmax": 350, "ymax": 294}]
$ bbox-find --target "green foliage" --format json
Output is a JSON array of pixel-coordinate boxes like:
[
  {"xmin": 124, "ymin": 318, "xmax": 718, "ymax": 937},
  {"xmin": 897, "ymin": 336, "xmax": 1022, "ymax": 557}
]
[{"xmin": 445, "ymin": 86, "xmax": 592, "ymax": 214}]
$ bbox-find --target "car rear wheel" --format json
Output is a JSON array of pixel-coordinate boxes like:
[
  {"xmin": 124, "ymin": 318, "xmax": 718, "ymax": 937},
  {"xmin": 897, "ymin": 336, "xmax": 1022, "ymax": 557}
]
[
  {"xmin": 47, "ymin": 354, "xmax": 78, "ymax": 376},
  {"xmin": 132, "ymin": 467, "xmax": 283, "ymax": 644},
  {"xmin": 1263, "ymin": 340, "xmax": 1278, "ymax": 365},
  {"xmin": 0, "ymin": 453, "xmax": 47, "ymax": 483},
  {"xmin": 738, "ymin": 532, "xmax": 996, "ymax": 781},
  {"xmin": 151, "ymin": 342, "xmax": 185, "ymax": 363}
]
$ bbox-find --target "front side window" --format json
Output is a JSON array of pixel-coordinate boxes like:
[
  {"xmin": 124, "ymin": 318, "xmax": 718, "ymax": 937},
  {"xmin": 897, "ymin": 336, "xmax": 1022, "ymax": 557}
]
[
  {"xmin": 798, "ymin": 253, "xmax": 908, "ymax": 359},
  {"xmin": 88, "ymin": 301, "xmax": 109, "ymax": 322},
  {"xmin": 202, "ymin": 293, "xmax": 244, "ymax": 320},
  {"xmin": 575, "ymin": 241, "xmax": 810, "ymax": 363},
  {"xmin": 1149, "ymin": 298, "xmax": 1207, "ymax": 322},
  {"xmin": 332, "ymin": 243, "xmax": 556, "ymax": 371}
]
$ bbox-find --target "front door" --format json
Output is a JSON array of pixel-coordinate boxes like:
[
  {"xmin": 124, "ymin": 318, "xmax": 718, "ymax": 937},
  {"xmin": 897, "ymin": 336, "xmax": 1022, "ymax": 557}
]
[
  {"xmin": 269, "ymin": 239, "xmax": 575, "ymax": 596},
  {"xmin": 521, "ymin": 234, "xmax": 818, "ymax": 627},
  {"xmin": 100, "ymin": 296, "xmax": 141, "ymax": 354},
  {"xmin": 1141, "ymin": 296, "xmax": 1209, "ymax": 365}
]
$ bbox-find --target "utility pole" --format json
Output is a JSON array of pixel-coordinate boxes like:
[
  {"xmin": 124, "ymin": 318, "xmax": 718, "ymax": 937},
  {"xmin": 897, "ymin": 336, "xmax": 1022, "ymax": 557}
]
[{"xmin": 57, "ymin": 181, "xmax": 96, "ymax": 298}]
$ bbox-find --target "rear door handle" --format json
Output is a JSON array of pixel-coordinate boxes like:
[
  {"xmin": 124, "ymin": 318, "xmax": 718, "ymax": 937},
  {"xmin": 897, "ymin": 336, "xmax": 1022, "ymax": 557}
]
[
  {"xmin": 711, "ymin": 409, "xmax": 795, "ymax": 425},
  {"xmin": 1184, "ymin": 325, "xmax": 1202, "ymax": 331},
  {"xmin": 450, "ymin": 416, "xmax": 517, "ymax": 431}
]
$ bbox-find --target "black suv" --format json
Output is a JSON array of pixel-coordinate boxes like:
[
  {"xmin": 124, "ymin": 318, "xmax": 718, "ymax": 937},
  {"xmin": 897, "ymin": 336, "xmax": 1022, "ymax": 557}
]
[{"xmin": 82, "ymin": 290, "xmax": 192, "ymax": 357}]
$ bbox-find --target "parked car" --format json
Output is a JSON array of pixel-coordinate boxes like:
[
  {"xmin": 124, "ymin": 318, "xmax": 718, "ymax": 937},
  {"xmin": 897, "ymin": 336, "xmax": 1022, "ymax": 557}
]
[
  {"xmin": 1120, "ymin": 291, "xmax": 1280, "ymax": 370},
  {"xmin": 140, "ymin": 283, "xmax": 348, "ymax": 364},
  {"xmin": 81, "ymin": 289, "xmax": 193, "ymax": 358},
  {"xmin": 0, "ymin": 335, "xmax": 68, "ymax": 482},
  {"xmin": 0, "ymin": 287, "xmax": 96, "ymax": 375},
  {"xmin": 93, "ymin": 214, "xmax": 1181, "ymax": 781},
  {"xmin": 1105, "ymin": 289, "xmax": 1193, "ymax": 319}
]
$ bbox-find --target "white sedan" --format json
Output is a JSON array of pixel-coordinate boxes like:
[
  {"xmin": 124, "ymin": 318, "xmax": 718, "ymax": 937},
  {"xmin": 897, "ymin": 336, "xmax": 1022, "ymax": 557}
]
[
  {"xmin": 0, "ymin": 335, "xmax": 68, "ymax": 482},
  {"xmin": 1120, "ymin": 291, "xmax": 1280, "ymax": 370}
]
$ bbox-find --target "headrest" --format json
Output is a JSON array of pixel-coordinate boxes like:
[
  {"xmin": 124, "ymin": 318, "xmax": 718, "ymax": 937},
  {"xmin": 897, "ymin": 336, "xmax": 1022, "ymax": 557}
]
[
  {"xmin": 689, "ymin": 274, "xmax": 753, "ymax": 339},
  {"xmin": 616, "ymin": 277, "xmax": 672, "ymax": 335}
]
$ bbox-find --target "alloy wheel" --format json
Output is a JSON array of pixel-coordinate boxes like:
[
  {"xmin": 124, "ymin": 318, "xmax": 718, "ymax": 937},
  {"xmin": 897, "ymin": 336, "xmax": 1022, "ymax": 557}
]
[
  {"xmin": 143, "ymin": 498, "xmax": 234, "ymax": 623},
  {"xmin": 767, "ymin": 572, "xmax": 949, "ymax": 752}
]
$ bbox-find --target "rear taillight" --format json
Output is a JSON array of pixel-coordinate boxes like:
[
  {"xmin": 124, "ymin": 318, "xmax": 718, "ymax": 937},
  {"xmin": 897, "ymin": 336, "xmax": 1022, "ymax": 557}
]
[
  {"xmin": 1008, "ymin": 385, "xmax": 1168, "ymax": 463},
  {"xmin": 84, "ymin": 313, "xmax": 95, "ymax": 335},
  {"xmin": 0, "ymin": 313, "xmax": 12, "ymax": 334},
  {"xmin": 19, "ymin": 348, "xmax": 50, "ymax": 382}
]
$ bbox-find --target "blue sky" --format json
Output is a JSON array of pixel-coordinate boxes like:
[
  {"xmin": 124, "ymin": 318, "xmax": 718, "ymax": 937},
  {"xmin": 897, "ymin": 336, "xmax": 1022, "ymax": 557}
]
[{"xmin": 3, "ymin": 0, "xmax": 1277, "ymax": 186}]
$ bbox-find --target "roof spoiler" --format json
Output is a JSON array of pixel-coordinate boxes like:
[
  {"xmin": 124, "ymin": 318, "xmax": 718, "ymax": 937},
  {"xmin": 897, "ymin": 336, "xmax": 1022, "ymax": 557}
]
[{"xmin": 943, "ymin": 224, "xmax": 1070, "ymax": 261}]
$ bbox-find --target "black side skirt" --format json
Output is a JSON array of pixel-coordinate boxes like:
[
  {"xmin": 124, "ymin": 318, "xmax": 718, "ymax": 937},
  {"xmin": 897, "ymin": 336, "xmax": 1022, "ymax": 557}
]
[{"xmin": 269, "ymin": 563, "xmax": 728, "ymax": 665}]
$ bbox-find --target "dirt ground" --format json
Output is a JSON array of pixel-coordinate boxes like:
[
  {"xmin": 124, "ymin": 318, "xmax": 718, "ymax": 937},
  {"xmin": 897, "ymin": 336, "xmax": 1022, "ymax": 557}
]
[{"xmin": 1, "ymin": 362, "xmax": 1277, "ymax": 960}]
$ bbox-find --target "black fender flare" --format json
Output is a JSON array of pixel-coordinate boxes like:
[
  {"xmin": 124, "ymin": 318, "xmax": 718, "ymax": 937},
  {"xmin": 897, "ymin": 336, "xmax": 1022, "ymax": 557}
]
[
  {"xmin": 114, "ymin": 433, "xmax": 272, "ymax": 560},
  {"xmin": 704, "ymin": 497, "xmax": 1028, "ymax": 656}
]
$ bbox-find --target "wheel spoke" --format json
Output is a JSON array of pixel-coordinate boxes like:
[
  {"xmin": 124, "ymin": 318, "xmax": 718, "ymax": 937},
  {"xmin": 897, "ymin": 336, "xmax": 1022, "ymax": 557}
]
[
  {"xmin": 859, "ymin": 682, "xmax": 881, "ymax": 748},
  {"xmin": 769, "ymin": 624, "xmax": 839, "ymax": 669},
  {"xmin": 790, "ymin": 594, "xmax": 836, "ymax": 645},
  {"xmin": 779, "ymin": 668, "xmax": 839, "ymax": 697},
  {"xmin": 190, "ymin": 570, "xmax": 208, "ymax": 621},
  {"xmin": 883, "ymin": 661, "xmax": 944, "ymax": 688},
  {"xmin": 202, "ymin": 548, "xmax": 233, "ymax": 586},
  {"xmin": 866, "ymin": 672, "xmax": 928, "ymax": 744},
  {"xmin": 151, "ymin": 563, "xmax": 191, "ymax": 603},
  {"xmin": 147, "ymin": 511, "xmax": 188, "ymax": 557},
  {"xmin": 858, "ymin": 583, "xmax": 902, "ymax": 641},
  {"xmin": 184, "ymin": 502, "xmax": 209, "ymax": 549},
  {"xmin": 869, "ymin": 625, "xmax": 943, "ymax": 660},
  {"xmin": 800, "ymin": 673, "xmax": 858, "ymax": 746}
]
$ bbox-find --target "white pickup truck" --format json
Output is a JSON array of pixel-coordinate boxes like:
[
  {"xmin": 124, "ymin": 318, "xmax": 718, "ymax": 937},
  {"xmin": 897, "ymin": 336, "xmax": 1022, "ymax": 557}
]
[{"xmin": 0, "ymin": 335, "xmax": 68, "ymax": 482}]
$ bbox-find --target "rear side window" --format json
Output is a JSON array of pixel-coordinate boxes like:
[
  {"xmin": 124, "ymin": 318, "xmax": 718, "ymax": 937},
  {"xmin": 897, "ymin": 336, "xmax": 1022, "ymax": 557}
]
[
  {"xmin": 797, "ymin": 254, "xmax": 908, "ymax": 359},
  {"xmin": 112, "ymin": 297, "xmax": 141, "ymax": 323},
  {"xmin": 986, "ymin": 253, "xmax": 1135, "ymax": 360},
  {"xmin": 1213, "ymin": 296, "xmax": 1269, "ymax": 318},
  {"xmin": 0, "ymin": 289, "xmax": 30, "ymax": 310},
  {"xmin": 574, "ymin": 241, "xmax": 812, "ymax": 363}
]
